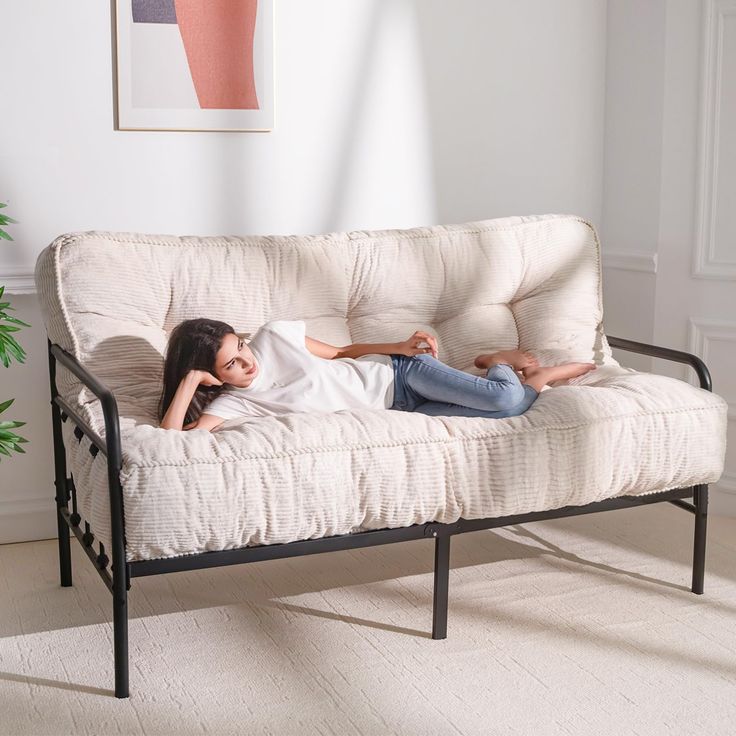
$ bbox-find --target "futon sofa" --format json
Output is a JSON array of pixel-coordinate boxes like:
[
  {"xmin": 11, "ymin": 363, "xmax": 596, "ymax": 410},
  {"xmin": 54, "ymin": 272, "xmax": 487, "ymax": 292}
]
[{"xmin": 34, "ymin": 213, "xmax": 728, "ymax": 699}]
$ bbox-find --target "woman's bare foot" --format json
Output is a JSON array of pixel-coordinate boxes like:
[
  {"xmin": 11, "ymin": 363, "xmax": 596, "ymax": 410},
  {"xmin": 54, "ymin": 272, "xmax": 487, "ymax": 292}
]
[
  {"xmin": 474, "ymin": 349, "xmax": 539, "ymax": 371},
  {"xmin": 521, "ymin": 362, "xmax": 596, "ymax": 393}
]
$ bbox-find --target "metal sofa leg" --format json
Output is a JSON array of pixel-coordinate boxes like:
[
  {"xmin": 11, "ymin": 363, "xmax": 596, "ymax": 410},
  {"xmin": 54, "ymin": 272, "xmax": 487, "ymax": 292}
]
[
  {"xmin": 432, "ymin": 535, "xmax": 451, "ymax": 639},
  {"xmin": 114, "ymin": 580, "xmax": 130, "ymax": 698},
  {"xmin": 56, "ymin": 505, "xmax": 73, "ymax": 588},
  {"xmin": 692, "ymin": 484, "xmax": 708, "ymax": 595},
  {"xmin": 50, "ymin": 394, "xmax": 72, "ymax": 587}
]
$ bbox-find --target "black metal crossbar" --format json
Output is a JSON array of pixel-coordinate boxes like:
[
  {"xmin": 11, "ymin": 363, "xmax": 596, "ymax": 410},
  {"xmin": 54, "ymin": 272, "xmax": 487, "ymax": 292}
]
[{"xmin": 47, "ymin": 335, "xmax": 713, "ymax": 699}]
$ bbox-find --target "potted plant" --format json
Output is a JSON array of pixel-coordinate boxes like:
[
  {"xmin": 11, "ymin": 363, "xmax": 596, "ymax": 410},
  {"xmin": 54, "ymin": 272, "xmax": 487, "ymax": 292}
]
[{"xmin": 0, "ymin": 202, "xmax": 30, "ymax": 461}]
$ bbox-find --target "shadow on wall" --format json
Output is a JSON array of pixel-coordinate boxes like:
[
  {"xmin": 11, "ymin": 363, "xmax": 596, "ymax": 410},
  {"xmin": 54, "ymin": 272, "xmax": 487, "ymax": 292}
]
[
  {"xmin": 202, "ymin": 0, "xmax": 437, "ymax": 237},
  {"xmin": 319, "ymin": 1, "xmax": 394, "ymax": 234},
  {"xmin": 312, "ymin": 0, "xmax": 606, "ymax": 232}
]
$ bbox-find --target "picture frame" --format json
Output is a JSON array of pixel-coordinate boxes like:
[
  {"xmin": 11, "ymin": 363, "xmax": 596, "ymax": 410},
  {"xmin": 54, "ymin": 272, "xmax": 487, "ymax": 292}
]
[{"xmin": 114, "ymin": 0, "xmax": 274, "ymax": 132}]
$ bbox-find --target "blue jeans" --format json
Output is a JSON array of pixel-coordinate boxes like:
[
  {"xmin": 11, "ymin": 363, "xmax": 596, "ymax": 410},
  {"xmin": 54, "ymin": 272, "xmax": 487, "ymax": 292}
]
[{"xmin": 389, "ymin": 354, "xmax": 539, "ymax": 418}]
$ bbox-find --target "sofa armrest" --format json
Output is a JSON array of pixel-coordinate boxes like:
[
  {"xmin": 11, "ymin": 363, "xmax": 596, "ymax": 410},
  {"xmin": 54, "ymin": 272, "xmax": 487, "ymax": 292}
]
[
  {"xmin": 607, "ymin": 335, "xmax": 712, "ymax": 391},
  {"xmin": 48, "ymin": 338, "xmax": 129, "ymax": 592},
  {"xmin": 48, "ymin": 340, "xmax": 123, "ymax": 464}
]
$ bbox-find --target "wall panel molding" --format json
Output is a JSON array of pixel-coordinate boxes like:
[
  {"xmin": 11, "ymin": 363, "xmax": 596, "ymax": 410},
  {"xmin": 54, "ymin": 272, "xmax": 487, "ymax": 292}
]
[
  {"xmin": 602, "ymin": 250, "xmax": 658, "ymax": 273},
  {"xmin": 693, "ymin": 0, "xmax": 736, "ymax": 280},
  {"xmin": 688, "ymin": 317, "xmax": 736, "ymax": 421},
  {"xmin": 0, "ymin": 266, "xmax": 36, "ymax": 295}
]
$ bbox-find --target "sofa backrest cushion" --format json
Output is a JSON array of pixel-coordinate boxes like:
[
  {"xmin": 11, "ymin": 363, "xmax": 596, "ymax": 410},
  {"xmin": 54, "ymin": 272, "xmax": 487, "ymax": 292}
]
[{"xmin": 34, "ymin": 213, "xmax": 618, "ymax": 432}]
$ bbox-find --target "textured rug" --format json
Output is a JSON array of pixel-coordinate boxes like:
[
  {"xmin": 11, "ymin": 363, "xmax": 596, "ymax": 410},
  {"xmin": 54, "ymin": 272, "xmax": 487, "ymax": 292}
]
[{"xmin": 1, "ymin": 504, "xmax": 736, "ymax": 735}]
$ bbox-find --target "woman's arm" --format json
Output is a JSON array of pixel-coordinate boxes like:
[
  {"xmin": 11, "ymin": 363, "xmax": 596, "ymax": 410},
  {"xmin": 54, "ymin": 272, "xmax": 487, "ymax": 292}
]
[
  {"xmin": 185, "ymin": 413, "xmax": 226, "ymax": 432},
  {"xmin": 160, "ymin": 373, "xmax": 201, "ymax": 431},
  {"xmin": 305, "ymin": 336, "xmax": 341, "ymax": 359},
  {"xmin": 305, "ymin": 331, "xmax": 438, "ymax": 360},
  {"xmin": 161, "ymin": 367, "xmax": 226, "ymax": 431},
  {"xmin": 336, "ymin": 342, "xmax": 401, "ymax": 359},
  {"xmin": 340, "ymin": 331, "xmax": 438, "ymax": 359},
  {"xmin": 305, "ymin": 335, "xmax": 399, "ymax": 360}
]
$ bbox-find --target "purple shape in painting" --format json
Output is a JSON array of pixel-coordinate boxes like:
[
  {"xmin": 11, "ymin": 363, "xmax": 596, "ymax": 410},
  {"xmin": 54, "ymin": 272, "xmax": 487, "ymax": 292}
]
[{"xmin": 132, "ymin": 0, "xmax": 177, "ymax": 24}]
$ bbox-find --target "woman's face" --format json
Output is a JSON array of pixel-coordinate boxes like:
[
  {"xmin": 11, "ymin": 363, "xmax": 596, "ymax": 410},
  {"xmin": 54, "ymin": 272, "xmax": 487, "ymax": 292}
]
[{"xmin": 214, "ymin": 333, "xmax": 259, "ymax": 388}]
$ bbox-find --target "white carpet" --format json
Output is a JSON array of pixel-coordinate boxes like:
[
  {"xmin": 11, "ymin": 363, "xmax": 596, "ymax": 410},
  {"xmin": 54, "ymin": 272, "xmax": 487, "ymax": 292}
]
[{"xmin": 2, "ymin": 504, "xmax": 736, "ymax": 735}]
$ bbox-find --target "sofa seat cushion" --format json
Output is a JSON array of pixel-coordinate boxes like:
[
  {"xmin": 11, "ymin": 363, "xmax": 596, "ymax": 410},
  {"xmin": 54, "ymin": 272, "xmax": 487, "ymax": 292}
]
[{"xmin": 61, "ymin": 364, "xmax": 727, "ymax": 563}]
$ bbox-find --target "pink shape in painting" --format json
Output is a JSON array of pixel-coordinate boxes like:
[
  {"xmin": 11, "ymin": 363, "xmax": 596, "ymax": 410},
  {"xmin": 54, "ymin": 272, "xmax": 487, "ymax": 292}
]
[{"xmin": 174, "ymin": 0, "xmax": 259, "ymax": 110}]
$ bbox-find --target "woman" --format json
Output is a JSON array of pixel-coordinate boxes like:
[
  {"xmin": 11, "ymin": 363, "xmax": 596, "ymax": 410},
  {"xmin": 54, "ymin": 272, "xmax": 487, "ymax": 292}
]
[{"xmin": 158, "ymin": 318, "xmax": 595, "ymax": 432}]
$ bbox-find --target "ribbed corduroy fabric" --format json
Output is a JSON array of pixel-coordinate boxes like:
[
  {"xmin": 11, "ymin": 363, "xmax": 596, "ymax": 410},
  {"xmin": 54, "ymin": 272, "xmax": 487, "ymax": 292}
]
[{"xmin": 34, "ymin": 214, "xmax": 728, "ymax": 562}]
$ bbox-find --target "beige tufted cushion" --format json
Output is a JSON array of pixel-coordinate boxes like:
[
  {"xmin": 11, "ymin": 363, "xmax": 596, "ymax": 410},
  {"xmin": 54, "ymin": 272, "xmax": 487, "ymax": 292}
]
[{"xmin": 35, "ymin": 213, "xmax": 617, "ymax": 433}]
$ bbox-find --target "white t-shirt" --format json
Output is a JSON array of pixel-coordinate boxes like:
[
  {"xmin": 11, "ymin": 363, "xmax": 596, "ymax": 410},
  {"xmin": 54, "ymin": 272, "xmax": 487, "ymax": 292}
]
[{"xmin": 204, "ymin": 320, "xmax": 396, "ymax": 419}]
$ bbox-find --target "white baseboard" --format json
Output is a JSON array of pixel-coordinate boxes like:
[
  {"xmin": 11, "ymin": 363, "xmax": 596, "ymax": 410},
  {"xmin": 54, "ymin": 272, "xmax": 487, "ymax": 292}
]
[{"xmin": 0, "ymin": 498, "xmax": 59, "ymax": 545}]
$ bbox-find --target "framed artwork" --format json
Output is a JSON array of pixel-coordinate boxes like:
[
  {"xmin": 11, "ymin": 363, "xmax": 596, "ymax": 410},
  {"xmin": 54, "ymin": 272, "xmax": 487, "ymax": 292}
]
[{"xmin": 114, "ymin": 0, "xmax": 274, "ymax": 131}]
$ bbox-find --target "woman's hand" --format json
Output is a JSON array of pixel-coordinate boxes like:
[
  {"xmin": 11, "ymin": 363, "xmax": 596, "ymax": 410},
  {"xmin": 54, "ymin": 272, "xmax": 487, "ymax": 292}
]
[
  {"xmin": 187, "ymin": 369, "xmax": 224, "ymax": 387},
  {"xmin": 395, "ymin": 331, "xmax": 438, "ymax": 359}
]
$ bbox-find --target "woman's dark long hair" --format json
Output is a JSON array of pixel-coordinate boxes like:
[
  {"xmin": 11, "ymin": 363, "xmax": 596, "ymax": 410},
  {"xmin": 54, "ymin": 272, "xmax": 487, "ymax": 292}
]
[{"xmin": 158, "ymin": 318, "xmax": 236, "ymax": 426}]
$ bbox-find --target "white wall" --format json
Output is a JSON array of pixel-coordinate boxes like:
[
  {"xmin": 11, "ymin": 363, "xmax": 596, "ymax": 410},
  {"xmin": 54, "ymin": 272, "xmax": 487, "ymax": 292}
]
[{"xmin": 0, "ymin": 0, "xmax": 609, "ymax": 543}]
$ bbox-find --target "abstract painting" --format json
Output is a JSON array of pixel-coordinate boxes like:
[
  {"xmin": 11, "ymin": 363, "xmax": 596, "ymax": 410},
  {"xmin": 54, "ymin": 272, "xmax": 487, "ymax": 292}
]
[{"xmin": 115, "ymin": 0, "xmax": 274, "ymax": 131}]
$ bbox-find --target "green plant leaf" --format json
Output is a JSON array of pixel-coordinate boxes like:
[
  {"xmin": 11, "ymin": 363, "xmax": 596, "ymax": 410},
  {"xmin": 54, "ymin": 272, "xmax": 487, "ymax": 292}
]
[
  {"xmin": 0, "ymin": 420, "xmax": 25, "ymax": 429},
  {"xmin": 0, "ymin": 398, "xmax": 14, "ymax": 413},
  {"xmin": 0, "ymin": 333, "xmax": 25, "ymax": 361},
  {"xmin": 0, "ymin": 202, "xmax": 6, "ymax": 209},
  {"xmin": 2, "ymin": 316, "xmax": 31, "ymax": 327},
  {"xmin": 0, "ymin": 330, "xmax": 23, "ymax": 347},
  {"xmin": 0, "ymin": 345, "xmax": 25, "ymax": 365},
  {"xmin": 0, "ymin": 444, "xmax": 12, "ymax": 457},
  {"xmin": 0, "ymin": 230, "xmax": 12, "ymax": 241},
  {"xmin": 0, "ymin": 433, "xmax": 27, "ymax": 443}
]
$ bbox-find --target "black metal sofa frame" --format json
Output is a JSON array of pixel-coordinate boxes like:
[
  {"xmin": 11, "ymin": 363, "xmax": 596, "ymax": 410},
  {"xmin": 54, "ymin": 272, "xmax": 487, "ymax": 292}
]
[{"xmin": 47, "ymin": 335, "xmax": 712, "ymax": 699}]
